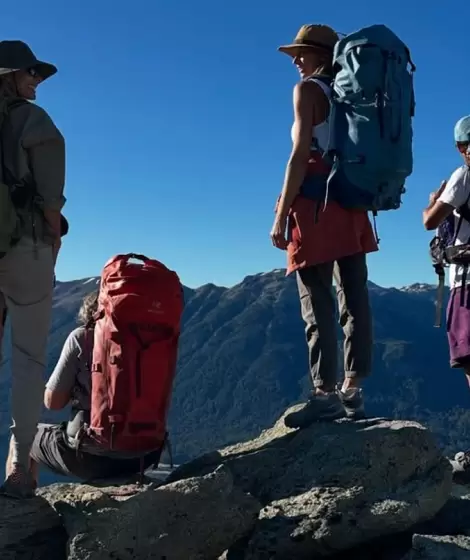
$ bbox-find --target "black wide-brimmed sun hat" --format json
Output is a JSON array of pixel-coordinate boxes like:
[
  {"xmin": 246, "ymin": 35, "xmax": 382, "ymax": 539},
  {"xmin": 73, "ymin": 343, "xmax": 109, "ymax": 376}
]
[{"xmin": 0, "ymin": 40, "xmax": 57, "ymax": 80}]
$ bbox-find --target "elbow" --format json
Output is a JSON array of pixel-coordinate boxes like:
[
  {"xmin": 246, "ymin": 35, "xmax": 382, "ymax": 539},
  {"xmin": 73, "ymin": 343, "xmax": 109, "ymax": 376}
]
[
  {"xmin": 423, "ymin": 213, "xmax": 438, "ymax": 231},
  {"xmin": 288, "ymin": 150, "xmax": 310, "ymax": 168},
  {"xmin": 44, "ymin": 397, "xmax": 54, "ymax": 410},
  {"xmin": 43, "ymin": 395, "xmax": 55, "ymax": 410},
  {"xmin": 44, "ymin": 390, "xmax": 66, "ymax": 410},
  {"xmin": 423, "ymin": 218, "xmax": 434, "ymax": 231}
]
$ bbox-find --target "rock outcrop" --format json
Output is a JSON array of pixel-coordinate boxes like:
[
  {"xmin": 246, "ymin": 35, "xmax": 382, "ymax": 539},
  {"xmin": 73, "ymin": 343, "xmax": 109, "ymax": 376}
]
[
  {"xmin": 403, "ymin": 534, "xmax": 470, "ymax": 559},
  {"xmin": 170, "ymin": 409, "xmax": 453, "ymax": 558},
  {"xmin": 0, "ymin": 493, "xmax": 66, "ymax": 559},
  {"xmin": 1, "ymin": 465, "xmax": 260, "ymax": 560},
  {"xmin": 1, "ymin": 407, "xmax": 467, "ymax": 559}
]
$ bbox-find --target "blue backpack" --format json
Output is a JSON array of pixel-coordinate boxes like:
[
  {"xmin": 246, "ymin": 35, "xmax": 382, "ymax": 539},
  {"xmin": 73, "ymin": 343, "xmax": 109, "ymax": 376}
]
[{"xmin": 301, "ymin": 24, "xmax": 416, "ymax": 214}]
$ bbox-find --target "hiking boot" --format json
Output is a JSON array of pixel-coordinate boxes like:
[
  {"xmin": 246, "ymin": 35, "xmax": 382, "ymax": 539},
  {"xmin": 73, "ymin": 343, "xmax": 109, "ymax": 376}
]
[
  {"xmin": 339, "ymin": 387, "xmax": 366, "ymax": 420},
  {"xmin": 284, "ymin": 391, "xmax": 346, "ymax": 429},
  {"xmin": 451, "ymin": 451, "xmax": 470, "ymax": 485},
  {"xmin": 0, "ymin": 464, "xmax": 36, "ymax": 499}
]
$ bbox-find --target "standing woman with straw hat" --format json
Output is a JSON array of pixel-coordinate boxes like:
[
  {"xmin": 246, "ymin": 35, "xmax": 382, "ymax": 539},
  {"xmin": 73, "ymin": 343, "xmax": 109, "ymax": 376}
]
[
  {"xmin": 0, "ymin": 40, "xmax": 66, "ymax": 497},
  {"xmin": 270, "ymin": 25, "xmax": 377, "ymax": 429}
]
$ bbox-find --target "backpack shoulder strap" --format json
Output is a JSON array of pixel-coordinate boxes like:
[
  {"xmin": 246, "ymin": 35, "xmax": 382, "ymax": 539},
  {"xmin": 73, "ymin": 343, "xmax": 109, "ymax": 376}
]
[
  {"xmin": 453, "ymin": 170, "xmax": 470, "ymax": 242},
  {"xmin": 304, "ymin": 75, "xmax": 332, "ymax": 99},
  {"xmin": 0, "ymin": 98, "xmax": 29, "ymax": 185}
]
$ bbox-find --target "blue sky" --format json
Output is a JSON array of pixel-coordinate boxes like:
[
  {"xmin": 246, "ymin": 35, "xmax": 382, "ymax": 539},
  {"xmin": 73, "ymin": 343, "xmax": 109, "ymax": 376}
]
[{"xmin": 3, "ymin": 0, "xmax": 468, "ymax": 288}]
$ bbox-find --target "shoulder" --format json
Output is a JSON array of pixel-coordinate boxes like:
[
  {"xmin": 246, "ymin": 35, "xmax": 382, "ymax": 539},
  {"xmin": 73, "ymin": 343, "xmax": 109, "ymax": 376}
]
[
  {"xmin": 293, "ymin": 79, "xmax": 328, "ymax": 118},
  {"xmin": 439, "ymin": 166, "xmax": 470, "ymax": 208},
  {"xmin": 10, "ymin": 101, "xmax": 52, "ymax": 127},
  {"xmin": 67, "ymin": 326, "xmax": 88, "ymax": 351},
  {"xmin": 448, "ymin": 165, "xmax": 469, "ymax": 187},
  {"xmin": 293, "ymin": 79, "xmax": 327, "ymax": 100},
  {"xmin": 10, "ymin": 101, "xmax": 64, "ymax": 147}
]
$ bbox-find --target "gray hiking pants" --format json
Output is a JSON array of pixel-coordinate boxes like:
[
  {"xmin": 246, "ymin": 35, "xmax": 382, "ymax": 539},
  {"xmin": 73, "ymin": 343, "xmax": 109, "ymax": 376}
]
[
  {"xmin": 296, "ymin": 252, "xmax": 372, "ymax": 390},
  {"xmin": 0, "ymin": 237, "xmax": 53, "ymax": 468}
]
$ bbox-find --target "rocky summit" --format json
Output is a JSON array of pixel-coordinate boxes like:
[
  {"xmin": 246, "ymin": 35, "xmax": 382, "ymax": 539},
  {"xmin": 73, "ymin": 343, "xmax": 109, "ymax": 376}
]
[{"xmin": 3, "ymin": 407, "xmax": 470, "ymax": 559}]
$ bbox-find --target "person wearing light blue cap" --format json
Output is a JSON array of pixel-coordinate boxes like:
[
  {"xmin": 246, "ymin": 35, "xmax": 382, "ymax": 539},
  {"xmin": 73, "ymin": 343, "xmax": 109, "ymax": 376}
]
[
  {"xmin": 455, "ymin": 116, "xmax": 470, "ymax": 146},
  {"xmin": 423, "ymin": 115, "xmax": 470, "ymax": 480}
]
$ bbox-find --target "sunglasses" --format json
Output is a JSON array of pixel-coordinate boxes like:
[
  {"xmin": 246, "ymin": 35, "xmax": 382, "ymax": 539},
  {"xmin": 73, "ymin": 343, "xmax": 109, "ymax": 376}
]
[
  {"xmin": 457, "ymin": 142, "xmax": 470, "ymax": 154},
  {"xmin": 26, "ymin": 67, "xmax": 41, "ymax": 79}
]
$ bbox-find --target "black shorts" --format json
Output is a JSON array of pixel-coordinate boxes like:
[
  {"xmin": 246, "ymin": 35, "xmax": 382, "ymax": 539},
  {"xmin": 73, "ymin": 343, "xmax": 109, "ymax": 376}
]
[{"xmin": 30, "ymin": 423, "xmax": 162, "ymax": 481}]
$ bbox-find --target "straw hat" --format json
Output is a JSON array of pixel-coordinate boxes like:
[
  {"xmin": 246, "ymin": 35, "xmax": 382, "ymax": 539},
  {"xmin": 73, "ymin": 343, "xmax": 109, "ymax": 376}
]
[
  {"xmin": 278, "ymin": 24, "xmax": 338, "ymax": 58},
  {"xmin": 0, "ymin": 40, "xmax": 57, "ymax": 80}
]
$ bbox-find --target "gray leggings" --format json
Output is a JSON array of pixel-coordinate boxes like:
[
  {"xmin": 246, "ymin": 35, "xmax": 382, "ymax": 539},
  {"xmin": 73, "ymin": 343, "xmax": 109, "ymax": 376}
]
[{"xmin": 296, "ymin": 252, "xmax": 373, "ymax": 390}]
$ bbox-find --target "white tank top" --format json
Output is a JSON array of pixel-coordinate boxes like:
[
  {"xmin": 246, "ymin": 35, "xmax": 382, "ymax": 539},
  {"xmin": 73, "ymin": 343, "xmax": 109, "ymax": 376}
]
[{"xmin": 290, "ymin": 76, "xmax": 333, "ymax": 154}]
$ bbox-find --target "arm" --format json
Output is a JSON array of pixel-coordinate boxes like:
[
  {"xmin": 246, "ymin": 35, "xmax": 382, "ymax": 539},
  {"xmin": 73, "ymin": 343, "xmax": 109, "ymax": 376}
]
[
  {"xmin": 275, "ymin": 81, "xmax": 318, "ymax": 219},
  {"xmin": 423, "ymin": 171, "xmax": 468, "ymax": 230},
  {"xmin": 28, "ymin": 140, "xmax": 65, "ymax": 263},
  {"xmin": 44, "ymin": 331, "xmax": 80, "ymax": 410},
  {"xmin": 271, "ymin": 81, "xmax": 326, "ymax": 249},
  {"xmin": 423, "ymin": 196, "xmax": 454, "ymax": 231},
  {"xmin": 20, "ymin": 105, "xmax": 66, "ymax": 262}
]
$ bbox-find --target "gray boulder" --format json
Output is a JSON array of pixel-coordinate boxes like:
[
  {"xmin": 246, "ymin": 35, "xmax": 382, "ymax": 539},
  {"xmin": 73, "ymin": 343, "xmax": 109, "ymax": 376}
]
[
  {"xmin": 170, "ymin": 409, "xmax": 453, "ymax": 558},
  {"xmin": 415, "ymin": 495, "xmax": 470, "ymax": 538},
  {"xmin": 403, "ymin": 534, "xmax": 470, "ymax": 559},
  {"xmin": 39, "ymin": 465, "xmax": 260, "ymax": 560},
  {"xmin": 0, "ymin": 494, "xmax": 66, "ymax": 559}
]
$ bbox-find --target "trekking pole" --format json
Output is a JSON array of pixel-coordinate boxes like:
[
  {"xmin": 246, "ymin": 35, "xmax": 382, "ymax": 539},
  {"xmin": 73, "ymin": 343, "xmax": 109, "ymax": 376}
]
[{"xmin": 434, "ymin": 266, "xmax": 445, "ymax": 328}]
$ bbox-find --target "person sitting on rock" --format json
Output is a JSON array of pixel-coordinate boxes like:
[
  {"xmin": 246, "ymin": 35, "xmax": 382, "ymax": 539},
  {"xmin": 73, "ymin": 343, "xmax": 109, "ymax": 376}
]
[
  {"xmin": 24, "ymin": 291, "xmax": 162, "ymax": 485},
  {"xmin": 270, "ymin": 24, "xmax": 377, "ymax": 429},
  {"xmin": 423, "ymin": 115, "xmax": 470, "ymax": 479}
]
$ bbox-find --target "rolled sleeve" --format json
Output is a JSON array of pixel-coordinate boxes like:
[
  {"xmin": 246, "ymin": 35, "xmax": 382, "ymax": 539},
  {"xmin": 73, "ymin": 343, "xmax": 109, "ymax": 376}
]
[{"xmin": 19, "ymin": 104, "xmax": 66, "ymax": 211}]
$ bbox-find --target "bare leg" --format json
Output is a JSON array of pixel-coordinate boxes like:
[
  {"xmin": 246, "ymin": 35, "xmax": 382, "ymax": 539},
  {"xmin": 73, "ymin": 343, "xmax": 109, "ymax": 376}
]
[
  {"xmin": 341, "ymin": 376, "xmax": 361, "ymax": 392},
  {"xmin": 464, "ymin": 367, "xmax": 470, "ymax": 390},
  {"xmin": 5, "ymin": 436, "xmax": 14, "ymax": 478}
]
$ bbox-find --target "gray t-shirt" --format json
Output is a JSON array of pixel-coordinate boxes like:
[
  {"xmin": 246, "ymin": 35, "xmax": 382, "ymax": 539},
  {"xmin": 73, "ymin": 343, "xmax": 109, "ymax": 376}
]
[
  {"xmin": 46, "ymin": 326, "xmax": 141, "ymax": 458},
  {"xmin": 47, "ymin": 326, "xmax": 91, "ymax": 413}
]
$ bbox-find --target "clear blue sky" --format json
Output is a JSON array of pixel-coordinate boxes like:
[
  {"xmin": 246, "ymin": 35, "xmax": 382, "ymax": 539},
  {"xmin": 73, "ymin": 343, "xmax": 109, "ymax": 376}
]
[{"xmin": 3, "ymin": 0, "xmax": 468, "ymax": 288}]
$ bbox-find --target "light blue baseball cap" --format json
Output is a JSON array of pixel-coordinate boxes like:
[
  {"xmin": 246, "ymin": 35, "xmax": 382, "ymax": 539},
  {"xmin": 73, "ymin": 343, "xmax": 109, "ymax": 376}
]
[{"xmin": 454, "ymin": 116, "xmax": 470, "ymax": 143}]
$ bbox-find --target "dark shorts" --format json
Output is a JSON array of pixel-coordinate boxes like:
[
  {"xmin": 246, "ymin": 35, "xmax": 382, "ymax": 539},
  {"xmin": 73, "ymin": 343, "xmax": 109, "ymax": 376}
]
[
  {"xmin": 447, "ymin": 286, "xmax": 470, "ymax": 368},
  {"xmin": 30, "ymin": 423, "xmax": 162, "ymax": 481}
]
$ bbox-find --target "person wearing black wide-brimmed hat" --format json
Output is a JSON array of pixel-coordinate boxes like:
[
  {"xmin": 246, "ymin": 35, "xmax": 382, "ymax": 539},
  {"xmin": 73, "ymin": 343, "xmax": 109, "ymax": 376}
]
[{"xmin": 0, "ymin": 40, "xmax": 66, "ymax": 498}]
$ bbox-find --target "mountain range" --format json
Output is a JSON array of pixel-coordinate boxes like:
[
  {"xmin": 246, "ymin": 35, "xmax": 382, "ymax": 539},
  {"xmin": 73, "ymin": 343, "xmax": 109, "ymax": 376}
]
[{"xmin": 1, "ymin": 269, "xmax": 469, "ymax": 483}]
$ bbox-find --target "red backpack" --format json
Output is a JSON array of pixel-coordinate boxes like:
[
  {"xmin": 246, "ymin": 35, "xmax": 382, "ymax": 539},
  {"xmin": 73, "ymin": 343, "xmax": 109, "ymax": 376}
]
[{"xmin": 87, "ymin": 253, "xmax": 184, "ymax": 459}]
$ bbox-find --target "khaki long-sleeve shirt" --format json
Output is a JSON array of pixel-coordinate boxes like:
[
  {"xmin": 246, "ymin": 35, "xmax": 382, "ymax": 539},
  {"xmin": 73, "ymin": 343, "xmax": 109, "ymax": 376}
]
[{"xmin": 2, "ymin": 97, "xmax": 66, "ymax": 244}]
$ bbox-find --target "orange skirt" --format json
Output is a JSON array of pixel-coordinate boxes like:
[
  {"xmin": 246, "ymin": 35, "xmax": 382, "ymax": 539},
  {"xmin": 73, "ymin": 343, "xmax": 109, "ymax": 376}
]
[{"xmin": 286, "ymin": 196, "xmax": 379, "ymax": 275}]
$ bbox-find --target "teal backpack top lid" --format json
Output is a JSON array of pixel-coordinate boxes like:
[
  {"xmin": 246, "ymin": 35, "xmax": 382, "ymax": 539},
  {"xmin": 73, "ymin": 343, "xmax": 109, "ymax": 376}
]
[{"xmin": 301, "ymin": 24, "xmax": 416, "ymax": 214}]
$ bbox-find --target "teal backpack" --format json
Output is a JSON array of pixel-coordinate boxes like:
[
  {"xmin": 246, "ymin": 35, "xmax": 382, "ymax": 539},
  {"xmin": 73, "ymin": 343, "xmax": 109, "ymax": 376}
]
[{"xmin": 301, "ymin": 24, "xmax": 416, "ymax": 215}]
